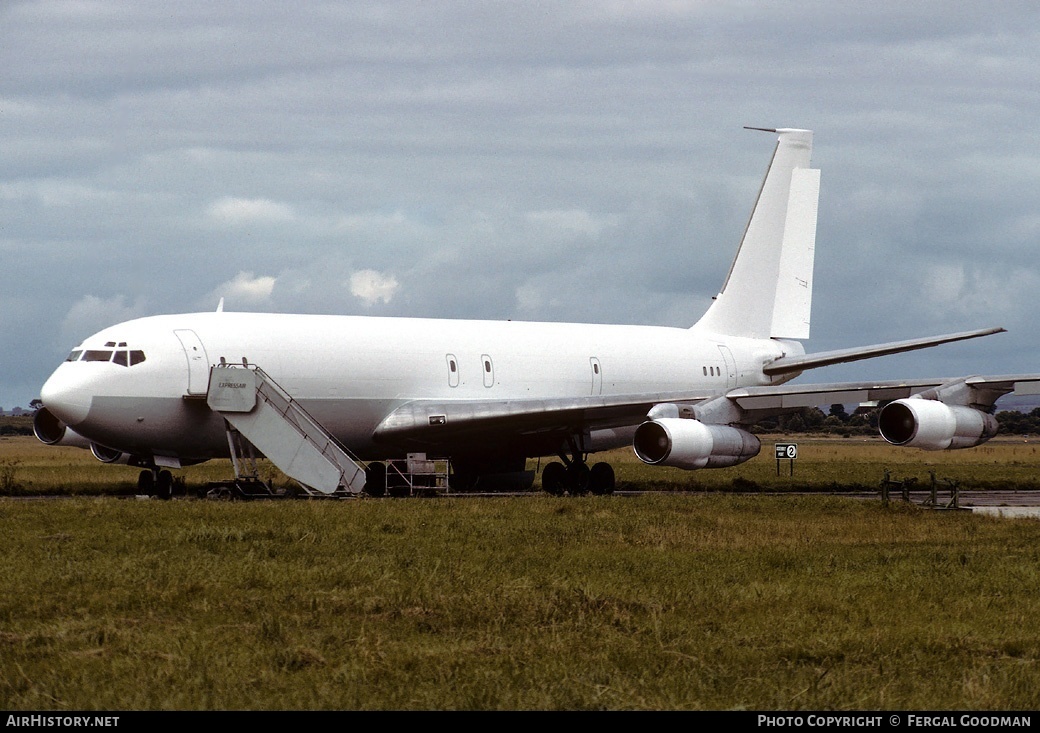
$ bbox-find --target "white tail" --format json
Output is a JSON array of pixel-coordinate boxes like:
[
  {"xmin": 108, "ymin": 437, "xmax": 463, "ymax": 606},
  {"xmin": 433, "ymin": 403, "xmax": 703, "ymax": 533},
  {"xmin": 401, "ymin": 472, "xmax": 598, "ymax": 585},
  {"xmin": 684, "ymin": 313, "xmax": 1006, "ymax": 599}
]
[{"xmin": 693, "ymin": 128, "xmax": 820, "ymax": 340}]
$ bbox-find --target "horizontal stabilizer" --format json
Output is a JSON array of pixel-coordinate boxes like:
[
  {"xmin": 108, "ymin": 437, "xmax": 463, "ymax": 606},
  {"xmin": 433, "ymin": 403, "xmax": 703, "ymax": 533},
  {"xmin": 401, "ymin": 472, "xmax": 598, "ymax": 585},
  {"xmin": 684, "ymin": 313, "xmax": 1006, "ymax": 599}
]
[{"xmin": 764, "ymin": 327, "xmax": 1006, "ymax": 376}]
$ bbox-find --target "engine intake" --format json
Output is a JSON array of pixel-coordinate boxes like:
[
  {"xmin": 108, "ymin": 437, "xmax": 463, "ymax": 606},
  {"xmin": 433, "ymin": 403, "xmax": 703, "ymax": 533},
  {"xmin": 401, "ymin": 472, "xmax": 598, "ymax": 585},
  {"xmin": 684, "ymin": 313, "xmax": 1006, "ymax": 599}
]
[
  {"xmin": 633, "ymin": 418, "xmax": 760, "ymax": 469},
  {"xmin": 33, "ymin": 408, "xmax": 90, "ymax": 448},
  {"xmin": 878, "ymin": 398, "xmax": 998, "ymax": 450},
  {"xmin": 90, "ymin": 443, "xmax": 125, "ymax": 464}
]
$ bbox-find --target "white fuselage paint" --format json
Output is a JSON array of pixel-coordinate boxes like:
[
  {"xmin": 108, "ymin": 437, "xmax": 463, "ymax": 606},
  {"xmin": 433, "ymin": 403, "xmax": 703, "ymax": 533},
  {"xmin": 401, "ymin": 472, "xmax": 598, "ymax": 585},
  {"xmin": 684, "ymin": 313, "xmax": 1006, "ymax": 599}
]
[{"xmin": 40, "ymin": 311, "xmax": 799, "ymax": 463}]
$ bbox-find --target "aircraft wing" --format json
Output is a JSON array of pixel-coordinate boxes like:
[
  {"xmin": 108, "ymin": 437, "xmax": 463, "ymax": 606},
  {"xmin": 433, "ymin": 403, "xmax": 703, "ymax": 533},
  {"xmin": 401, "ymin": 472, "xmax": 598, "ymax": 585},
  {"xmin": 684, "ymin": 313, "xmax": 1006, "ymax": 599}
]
[
  {"xmin": 724, "ymin": 374, "xmax": 1040, "ymax": 420},
  {"xmin": 373, "ymin": 388, "xmax": 718, "ymax": 449},
  {"xmin": 373, "ymin": 374, "xmax": 1040, "ymax": 454}
]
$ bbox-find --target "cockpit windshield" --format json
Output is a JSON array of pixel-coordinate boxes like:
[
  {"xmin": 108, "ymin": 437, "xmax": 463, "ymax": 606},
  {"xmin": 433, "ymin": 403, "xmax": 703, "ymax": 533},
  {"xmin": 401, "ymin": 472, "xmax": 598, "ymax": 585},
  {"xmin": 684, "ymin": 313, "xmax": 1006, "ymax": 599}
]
[{"xmin": 65, "ymin": 341, "xmax": 146, "ymax": 367}]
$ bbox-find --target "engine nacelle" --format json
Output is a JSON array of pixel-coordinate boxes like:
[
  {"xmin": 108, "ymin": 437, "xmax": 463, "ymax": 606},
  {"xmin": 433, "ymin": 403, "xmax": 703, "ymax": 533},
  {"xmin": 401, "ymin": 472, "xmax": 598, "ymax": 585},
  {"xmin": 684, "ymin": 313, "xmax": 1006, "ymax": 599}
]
[
  {"xmin": 878, "ymin": 398, "xmax": 998, "ymax": 450},
  {"xmin": 33, "ymin": 407, "xmax": 91, "ymax": 449},
  {"xmin": 633, "ymin": 419, "xmax": 761, "ymax": 469}
]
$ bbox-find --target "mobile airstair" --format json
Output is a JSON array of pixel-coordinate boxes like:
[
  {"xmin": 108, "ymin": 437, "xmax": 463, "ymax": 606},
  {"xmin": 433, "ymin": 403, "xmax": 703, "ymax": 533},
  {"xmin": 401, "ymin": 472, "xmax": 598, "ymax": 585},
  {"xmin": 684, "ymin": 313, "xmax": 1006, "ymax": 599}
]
[{"xmin": 206, "ymin": 362, "xmax": 367, "ymax": 497}]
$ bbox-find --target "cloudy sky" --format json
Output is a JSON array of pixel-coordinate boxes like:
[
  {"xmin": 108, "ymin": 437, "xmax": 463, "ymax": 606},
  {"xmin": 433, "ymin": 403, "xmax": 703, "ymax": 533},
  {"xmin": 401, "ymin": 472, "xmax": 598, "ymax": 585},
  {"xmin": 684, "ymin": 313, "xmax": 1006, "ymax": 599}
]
[{"xmin": 2, "ymin": 1, "xmax": 1039, "ymax": 409}]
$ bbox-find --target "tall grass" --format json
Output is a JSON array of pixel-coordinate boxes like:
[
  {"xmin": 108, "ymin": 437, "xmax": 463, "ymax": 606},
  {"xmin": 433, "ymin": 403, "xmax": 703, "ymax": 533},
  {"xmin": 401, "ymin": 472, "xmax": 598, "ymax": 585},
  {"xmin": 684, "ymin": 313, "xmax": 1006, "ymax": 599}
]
[{"xmin": 2, "ymin": 494, "xmax": 1040, "ymax": 710}]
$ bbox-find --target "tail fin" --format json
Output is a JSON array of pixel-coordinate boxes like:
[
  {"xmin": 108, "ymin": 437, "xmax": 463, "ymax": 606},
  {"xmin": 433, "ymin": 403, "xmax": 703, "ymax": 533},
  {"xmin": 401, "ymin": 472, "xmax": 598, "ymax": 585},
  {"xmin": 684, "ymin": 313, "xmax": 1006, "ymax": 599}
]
[{"xmin": 693, "ymin": 128, "xmax": 820, "ymax": 340}]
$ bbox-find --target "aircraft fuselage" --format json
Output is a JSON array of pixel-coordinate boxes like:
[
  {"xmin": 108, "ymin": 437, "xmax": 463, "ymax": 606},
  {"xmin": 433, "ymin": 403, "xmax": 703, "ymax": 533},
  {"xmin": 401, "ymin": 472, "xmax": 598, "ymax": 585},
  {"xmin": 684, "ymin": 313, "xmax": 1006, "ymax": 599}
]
[{"xmin": 40, "ymin": 311, "xmax": 795, "ymax": 464}]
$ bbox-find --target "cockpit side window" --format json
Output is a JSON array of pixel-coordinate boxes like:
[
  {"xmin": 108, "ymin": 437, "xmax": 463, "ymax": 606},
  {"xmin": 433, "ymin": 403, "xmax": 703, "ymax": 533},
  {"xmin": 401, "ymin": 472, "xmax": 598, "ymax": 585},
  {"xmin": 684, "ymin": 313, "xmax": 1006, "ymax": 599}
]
[
  {"xmin": 83, "ymin": 350, "xmax": 113, "ymax": 362},
  {"xmin": 66, "ymin": 350, "xmax": 83, "ymax": 362}
]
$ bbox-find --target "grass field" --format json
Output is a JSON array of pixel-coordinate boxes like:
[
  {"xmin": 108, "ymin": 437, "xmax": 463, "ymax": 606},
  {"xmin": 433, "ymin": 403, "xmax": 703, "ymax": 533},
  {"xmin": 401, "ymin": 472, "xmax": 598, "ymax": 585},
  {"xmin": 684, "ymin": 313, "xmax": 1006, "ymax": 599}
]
[
  {"xmin": 3, "ymin": 432, "xmax": 1040, "ymax": 496},
  {"xmin": 2, "ymin": 435, "xmax": 1040, "ymax": 710}
]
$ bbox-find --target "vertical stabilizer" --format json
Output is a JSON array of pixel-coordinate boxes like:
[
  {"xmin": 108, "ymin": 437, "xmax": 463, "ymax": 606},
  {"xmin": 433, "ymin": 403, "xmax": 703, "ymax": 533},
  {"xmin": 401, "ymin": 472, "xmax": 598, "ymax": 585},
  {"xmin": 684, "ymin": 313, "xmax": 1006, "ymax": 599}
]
[{"xmin": 693, "ymin": 128, "xmax": 819, "ymax": 340}]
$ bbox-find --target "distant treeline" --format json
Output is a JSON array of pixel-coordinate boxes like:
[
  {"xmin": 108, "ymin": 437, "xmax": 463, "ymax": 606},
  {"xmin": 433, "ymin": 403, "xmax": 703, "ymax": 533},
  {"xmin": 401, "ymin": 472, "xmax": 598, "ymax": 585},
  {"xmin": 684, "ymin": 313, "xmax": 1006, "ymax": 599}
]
[{"xmin": 0, "ymin": 415, "xmax": 34, "ymax": 436}]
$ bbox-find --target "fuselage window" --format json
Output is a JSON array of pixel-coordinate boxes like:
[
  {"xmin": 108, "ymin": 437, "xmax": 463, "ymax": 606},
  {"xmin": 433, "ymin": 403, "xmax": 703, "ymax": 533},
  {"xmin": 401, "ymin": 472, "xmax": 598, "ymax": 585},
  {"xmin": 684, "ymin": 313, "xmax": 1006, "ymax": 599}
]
[{"xmin": 702, "ymin": 366, "xmax": 707, "ymax": 376}]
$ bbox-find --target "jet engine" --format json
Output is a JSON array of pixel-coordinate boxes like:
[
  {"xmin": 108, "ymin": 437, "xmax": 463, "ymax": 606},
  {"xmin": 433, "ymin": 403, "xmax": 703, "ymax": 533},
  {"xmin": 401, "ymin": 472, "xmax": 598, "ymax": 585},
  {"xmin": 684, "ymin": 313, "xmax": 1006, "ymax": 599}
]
[
  {"xmin": 90, "ymin": 443, "xmax": 125, "ymax": 464},
  {"xmin": 33, "ymin": 407, "xmax": 90, "ymax": 449},
  {"xmin": 633, "ymin": 418, "xmax": 761, "ymax": 469},
  {"xmin": 35, "ymin": 407, "xmax": 133, "ymax": 462},
  {"xmin": 878, "ymin": 398, "xmax": 998, "ymax": 450}
]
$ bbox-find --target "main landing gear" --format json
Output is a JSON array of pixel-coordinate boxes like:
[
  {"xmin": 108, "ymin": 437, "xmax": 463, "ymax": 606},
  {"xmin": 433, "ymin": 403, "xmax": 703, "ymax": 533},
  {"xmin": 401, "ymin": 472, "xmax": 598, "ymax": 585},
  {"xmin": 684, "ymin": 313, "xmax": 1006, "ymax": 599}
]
[{"xmin": 540, "ymin": 454, "xmax": 615, "ymax": 496}]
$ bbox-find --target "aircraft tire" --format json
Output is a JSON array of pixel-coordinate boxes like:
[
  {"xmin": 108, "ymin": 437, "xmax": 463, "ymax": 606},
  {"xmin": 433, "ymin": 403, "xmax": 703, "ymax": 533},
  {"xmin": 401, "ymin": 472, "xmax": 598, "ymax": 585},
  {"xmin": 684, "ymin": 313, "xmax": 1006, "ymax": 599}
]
[
  {"xmin": 567, "ymin": 462, "xmax": 591, "ymax": 496},
  {"xmin": 541, "ymin": 461, "xmax": 566, "ymax": 495},
  {"xmin": 155, "ymin": 470, "xmax": 173, "ymax": 500},
  {"xmin": 589, "ymin": 462, "xmax": 615, "ymax": 495},
  {"xmin": 137, "ymin": 469, "xmax": 154, "ymax": 496}
]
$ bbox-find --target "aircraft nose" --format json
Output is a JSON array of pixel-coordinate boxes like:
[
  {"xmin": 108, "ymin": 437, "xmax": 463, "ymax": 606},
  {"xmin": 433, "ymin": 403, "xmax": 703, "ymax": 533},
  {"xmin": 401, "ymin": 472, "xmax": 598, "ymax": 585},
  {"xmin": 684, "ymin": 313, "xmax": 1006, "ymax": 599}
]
[{"xmin": 39, "ymin": 365, "xmax": 93, "ymax": 426}]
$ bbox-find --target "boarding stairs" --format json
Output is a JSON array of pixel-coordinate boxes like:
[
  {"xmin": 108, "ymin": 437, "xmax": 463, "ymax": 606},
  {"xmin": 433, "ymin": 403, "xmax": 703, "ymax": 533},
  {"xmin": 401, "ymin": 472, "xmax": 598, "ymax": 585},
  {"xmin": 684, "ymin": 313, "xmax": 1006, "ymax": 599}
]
[{"xmin": 206, "ymin": 362, "xmax": 367, "ymax": 496}]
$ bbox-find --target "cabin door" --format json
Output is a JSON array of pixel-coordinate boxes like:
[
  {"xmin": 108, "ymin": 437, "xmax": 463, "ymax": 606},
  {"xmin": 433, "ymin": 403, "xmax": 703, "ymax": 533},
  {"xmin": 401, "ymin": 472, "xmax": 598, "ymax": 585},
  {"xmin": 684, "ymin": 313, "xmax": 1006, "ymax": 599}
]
[{"xmin": 174, "ymin": 329, "xmax": 211, "ymax": 397}]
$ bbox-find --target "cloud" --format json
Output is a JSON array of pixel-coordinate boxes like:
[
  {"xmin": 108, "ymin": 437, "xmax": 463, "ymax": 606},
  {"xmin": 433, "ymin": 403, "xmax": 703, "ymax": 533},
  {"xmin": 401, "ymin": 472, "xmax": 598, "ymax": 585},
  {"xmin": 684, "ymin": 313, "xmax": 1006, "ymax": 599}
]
[
  {"xmin": 917, "ymin": 263, "xmax": 1040, "ymax": 325},
  {"xmin": 206, "ymin": 197, "xmax": 295, "ymax": 225},
  {"xmin": 61, "ymin": 295, "xmax": 146, "ymax": 344},
  {"xmin": 4, "ymin": 2, "xmax": 1040, "ymax": 406},
  {"xmin": 211, "ymin": 271, "xmax": 277, "ymax": 307},
  {"xmin": 524, "ymin": 209, "xmax": 620, "ymax": 240},
  {"xmin": 349, "ymin": 270, "xmax": 400, "ymax": 306}
]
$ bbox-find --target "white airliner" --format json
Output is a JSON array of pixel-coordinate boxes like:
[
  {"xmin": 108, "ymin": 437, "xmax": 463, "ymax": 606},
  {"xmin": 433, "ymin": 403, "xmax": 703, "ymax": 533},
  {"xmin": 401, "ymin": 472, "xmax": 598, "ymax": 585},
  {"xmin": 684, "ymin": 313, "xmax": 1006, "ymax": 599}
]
[{"xmin": 34, "ymin": 128, "xmax": 1040, "ymax": 498}]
